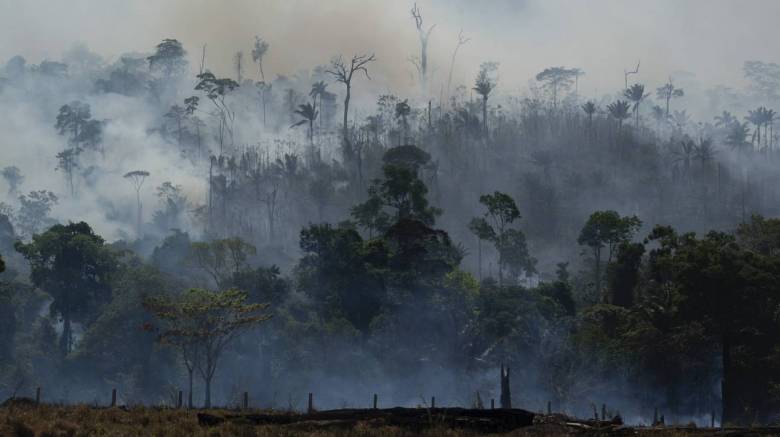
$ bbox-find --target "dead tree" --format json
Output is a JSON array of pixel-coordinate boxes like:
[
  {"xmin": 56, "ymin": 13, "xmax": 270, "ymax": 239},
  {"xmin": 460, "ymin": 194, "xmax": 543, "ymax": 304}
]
[
  {"xmin": 446, "ymin": 29, "xmax": 470, "ymax": 106},
  {"xmin": 123, "ymin": 170, "xmax": 150, "ymax": 237},
  {"xmin": 326, "ymin": 53, "xmax": 376, "ymax": 151},
  {"xmin": 410, "ymin": 3, "xmax": 435, "ymax": 94},
  {"xmin": 500, "ymin": 363, "xmax": 511, "ymax": 408},
  {"xmin": 624, "ymin": 60, "xmax": 640, "ymax": 89}
]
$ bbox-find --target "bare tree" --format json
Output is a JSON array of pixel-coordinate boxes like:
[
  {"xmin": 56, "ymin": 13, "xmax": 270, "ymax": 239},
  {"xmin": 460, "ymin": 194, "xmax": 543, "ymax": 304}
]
[
  {"xmin": 623, "ymin": 60, "xmax": 640, "ymax": 89},
  {"xmin": 326, "ymin": 53, "xmax": 376, "ymax": 148},
  {"xmin": 446, "ymin": 29, "xmax": 470, "ymax": 106},
  {"xmin": 410, "ymin": 3, "xmax": 435, "ymax": 94},
  {"xmin": 252, "ymin": 36, "xmax": 269, "ymax": 82},
  {"xmin": 124, "ymin": 170, "xmax": 150, "ymax": 237}
]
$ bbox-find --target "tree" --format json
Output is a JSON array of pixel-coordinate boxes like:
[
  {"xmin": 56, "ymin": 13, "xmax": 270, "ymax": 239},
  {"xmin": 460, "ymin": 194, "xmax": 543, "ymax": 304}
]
[
  {"xmin": 15, "ymin": 222, "xmax": 117, "ymax": 355},
  {"xmin": 535, "ymin": 67, "xmax": 578, "ymax": 108},
  {"xmin": 56, "ymin": 147, "xmax": 82, "ymax": 196},
  {"xmin": 394, "ymin": 99, "xmax": 411, "ymax": 144},
  {"xmin": 55, "ymin": 101, "xmax": 92, "ymax": 145},
  {"xmin": 655, "ymin": 78, "xmax": 684, "ymax": 118},
  {"xmin": 309, "ymin": 80, "xmax": 328, "ymax": 132},
  {"xmin": 233, "ymin": 51, "xmax": 244, "ymax": 83},
  {"xmin": 195, "ymin": 72, "xmax": 239, "ymax": 152},
  {"xmin": 2, "ymin": 166, "xmax": 24, "ymax": 195},
  {"xmin": 607, "ymin": 100, "xmax": 631, "ymax": 132},
  {"xmin": 326, "ymin": 53, "xmax": 376, "ymax": 148},
  {"xmin": 164, "ymin": 104, "xmax": 188, "ymax": 146},
  {"xmin": 16, "ymin": 190, "xmax": 58, "ymax": 238},
  {"xmin": 123, "ymin": 170, "xmax": 150, "ymax": 238},
  {"xmin": 353, "ymin": 147, "xmax": 441, "ymax": 229},
  {"xmin": 581, "ymin": 101, "xmax": 597, "ymax": 129},
  {"xmin": 578, "ymin": 210, "xmax": 641, "ymax": 300},
  {"xmin": 469, "ymin": 192, "xmax": 535, "ymax": 285},
  {"xmin": 623, "ymin": 83, "xmax": 647, "ymax": 128},
  {"xmin": 446, "ymin": 30, "xmax": 470, "ymax": 105},
  {"xmin": 189, "ymin": 238, "xmax": 257, "ymax": 289},
  {"xmin": 290, "ymin": 102, "xmax": 318, "ymax": 144},
  {"xmin": 144, "ymin": 288, "xmax": 269, "ymax": 408},
  {"xmin": 147, "ymin": 39, "xmax": 187, "ymax": 79},
  {"xmin": 251, "ymin": 36, "xmax": 269, "ymax": 82},
  {"xmin": 474, "ymin": 62, "xmax": 498, "ymax": 136},
  {"xmin": 409, "ymin": 2, "xmax": 435, "ymax": 93}
]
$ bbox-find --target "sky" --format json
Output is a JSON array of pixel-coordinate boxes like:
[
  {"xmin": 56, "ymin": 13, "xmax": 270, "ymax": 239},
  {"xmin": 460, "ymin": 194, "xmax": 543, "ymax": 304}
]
[{"xmin": 1, "ymin": 0, "xmax": 779, "ymax": 97}]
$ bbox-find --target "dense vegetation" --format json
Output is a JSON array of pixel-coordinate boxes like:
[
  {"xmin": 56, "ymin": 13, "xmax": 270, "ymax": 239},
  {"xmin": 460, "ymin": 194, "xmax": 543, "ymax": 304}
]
[{"xmin": 2, "ymin": 33, "xmax": 780, "ymax": 427}]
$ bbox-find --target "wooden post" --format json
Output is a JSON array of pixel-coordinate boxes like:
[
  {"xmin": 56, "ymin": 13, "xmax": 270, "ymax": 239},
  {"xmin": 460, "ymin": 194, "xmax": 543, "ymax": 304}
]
[
  {"xmin": 307, "ymin": 393, "xmax": 313, "ymax": 414},
  {"xmin": 111, "ymin": 388, "xmax": 117, "ymax": 407},
  {"xmin": 547, "ymin": 400, "xmax": 551, "ymax": 414},
  {"xmin": 243, "ymin": 392, "xmax": 248, "ymax": 410},
  {"xmin": 35, "ymin": 387, "xmax": 41, "ymax": 405},
  {"xmin": 431, "ymin": 396, "xmax": 435, "ymax": 409},
  {"xmin": 373, "ymin": 394, "xmax": 378, "ymax": 409},
  {"xmin": 177, "ymin": 391, "xmax": 183, "ymax": 409}
]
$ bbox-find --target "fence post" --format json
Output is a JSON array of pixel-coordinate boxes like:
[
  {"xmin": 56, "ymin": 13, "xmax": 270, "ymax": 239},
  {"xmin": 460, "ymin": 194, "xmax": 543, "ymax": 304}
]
[
  {"xmin": 177, "ymin": 391, "xmax": 183, "ymax": 409},
  {"xmin": 243, "ymin": 392, "xmax": 248, "ymax": 410},
  {"xmin": 307, "ymin": 392, "xmax": 313, "ymax": 414},
  {"xmin": 35, "ymin": 387, "xmax": 41, "ymax": 405},
  {"xmin": 111, "ymin": 388, "xmax": 117, "ymax": 407},
  {"xmin": 373, "ymin": 393, "xmax": 378, "ymax": 409}
]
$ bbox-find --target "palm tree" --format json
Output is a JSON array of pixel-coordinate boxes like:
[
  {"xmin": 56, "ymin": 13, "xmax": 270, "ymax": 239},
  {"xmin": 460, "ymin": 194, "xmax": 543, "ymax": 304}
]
[
  {"xmin": 309, "ymin": 81, "xmax": 328, "ymax": 131},
  {"xmin": 395, "ymin": 99, "xmax": 411, "ymax": 144},
  {"xmin": 473, "ymin": 67, "xmax": 496, "ymax": 137},
  {"xmin": 581, "ymin": 101, "xmax": 597, "ymax": 128},
  {"xmin": 714, "ymin": 111, "xmax": 737, "ymax": 129},
  {"xmin": 291, "ymin": 102, "xmax": 318, "ymax": 144},
  {"xmin": 693, "ymin": 137, "xmax": 716, "ymax": 170},
  {"xmin": 607, "ymin": 100, "xmax": 631, "ymax": 132},
  {"xmin": 671, "ymin": 110, "xmax": 690, "ymax": 132},
  {"xmin": 623, "ymin": 83, "xmax": 647, "ymax": 128},
  {"xmin": 655, "ymin": 78, "xmax": 684, "ymax": 118},
  {"xmin": 725, "ymin": 122, "xmax": 751, "ymax": 154},
  {"xmin": 670, "ymin": 139, "xmax": 696, "ymax": 178},
  {"xmin": 745, "ymin": 108, "xmax": 763, "ymax": 148}
]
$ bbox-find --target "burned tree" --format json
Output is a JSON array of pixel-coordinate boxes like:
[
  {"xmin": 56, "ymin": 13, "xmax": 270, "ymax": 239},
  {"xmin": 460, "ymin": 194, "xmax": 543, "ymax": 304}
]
[
  {"xmin": 500, "ymin": 363, "xmax": 511, "ymax": 408},
  {"xmin": 410, "ymin": 3, "xmax": 435, "ymax": 94},
  {"xmin": 326, "ymin": 53, "xmax": 376, "ymax": 149}
]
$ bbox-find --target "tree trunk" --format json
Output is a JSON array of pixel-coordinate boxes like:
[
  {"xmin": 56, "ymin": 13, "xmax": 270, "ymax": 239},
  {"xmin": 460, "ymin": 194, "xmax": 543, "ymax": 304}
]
[
  {"xmin": 594, "ymin": 247, "xmax": 602, "ymax": 301},
  {"xmin": 343, "ymin": 85, "xmax": 351, "ymax": 145},
  {"xmin": 61, "ymin": 312, "xmax": 72, "ymax": 355},
  {"xmin": 188, "ymin": 368, "xmax": 194, "ymax": 409},
  {"xmin": 721, "ymin": 333, "xmax": 736, "ymax": 425},
  {"xmin": 205, "ymin": 375, "xmax": 212, "ymax": 408},
  {"xmin": 482, "ymin": 96, "xmax": 488, "ymax": 138}
]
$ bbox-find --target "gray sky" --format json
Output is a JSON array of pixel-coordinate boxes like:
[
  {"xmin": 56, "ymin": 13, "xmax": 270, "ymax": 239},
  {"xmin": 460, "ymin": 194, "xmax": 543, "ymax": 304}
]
[{"xmin": 1, "ymin": 0, "xmax": 779, "ymax": 95}]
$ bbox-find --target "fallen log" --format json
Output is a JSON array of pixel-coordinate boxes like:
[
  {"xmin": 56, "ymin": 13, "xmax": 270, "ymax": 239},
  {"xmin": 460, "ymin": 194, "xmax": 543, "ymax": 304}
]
[{"xmin": 198, "ymin": 407, "xmax": 536, "ymax": 433}]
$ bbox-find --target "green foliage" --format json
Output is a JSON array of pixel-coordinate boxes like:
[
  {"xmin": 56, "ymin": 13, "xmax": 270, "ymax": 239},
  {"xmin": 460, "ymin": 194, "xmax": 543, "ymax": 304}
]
[
  {"xmin": 470, "ymin": 191, "xmax": 535, "ymax": 283},
  {"xmin": 14, "ymin": 222, "xmax": 118, "ymax": 355},
  {"xmin": 188, "ymin": 238, "xmax": 257, "ymax": 289}
]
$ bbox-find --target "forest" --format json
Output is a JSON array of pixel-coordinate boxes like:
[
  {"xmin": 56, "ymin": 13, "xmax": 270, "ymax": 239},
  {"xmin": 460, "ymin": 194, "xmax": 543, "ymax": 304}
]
[{"xmin": 2, "ymin": 1, "xmax": 780, "ymax": 429}]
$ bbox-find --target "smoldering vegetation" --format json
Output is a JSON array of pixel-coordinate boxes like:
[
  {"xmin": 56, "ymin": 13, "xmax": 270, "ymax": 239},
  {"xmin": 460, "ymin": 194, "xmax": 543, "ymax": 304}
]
[{"xmin": 2, "ymin": 2, "xmax": 780, "ymax": 429}]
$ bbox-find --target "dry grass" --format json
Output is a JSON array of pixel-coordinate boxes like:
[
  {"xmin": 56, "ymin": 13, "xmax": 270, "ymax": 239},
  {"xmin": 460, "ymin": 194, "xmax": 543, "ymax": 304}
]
[{"xmin": 0, "ymin": 403, "xmax": 770, "ymax": 436}]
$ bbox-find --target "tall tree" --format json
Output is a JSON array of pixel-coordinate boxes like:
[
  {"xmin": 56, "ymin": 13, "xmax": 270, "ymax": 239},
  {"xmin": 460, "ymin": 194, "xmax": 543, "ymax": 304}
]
[
  {"xmin": 469, "ymin": 192, "xmax": 535, "ymax": 285},
  {"xmin": 474, "ymin": 62, "xmax": 498, "ymax": 137},
  {"xmin": 147, "ymin": 39, "xmax": 187, "ymax": 79},
  {"xmin": 124, "ymin": 170, "xmax": 150, "ymax": 238},
  {"xmin": 623, "ymin": 83, "xmax": 647, "ymax": 128},
  {"xmin": 326, "ymin": 53, "xmax": 376, "ymax": 149},
  {"xmin": 290, "ymin": 102, "xmax": 318, "ymax": 145},
  {"xmin": 655, "ymin": 78, "xmax": 684, "ymax": 118},
  {"xmin": 15, "ymin": 222, "xmax": 117, "ymax": 355},
  {"xmin": 535, "ymin": 67, "xmax": 578, "ymax": 108},
  {"xmin": 195, "ymin": 72, "xmax": 239, "ymax": 152},
  {"xmin": 410, "ymin": 2, "xmax": 435, "ymax": 94},
  {"xmin": 251, "ymin": 36, "xmax": 269, "ymax": 82},
  {"xmin": 607, "ymin": 100, "xmax": 631, "ymax": 133}
]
